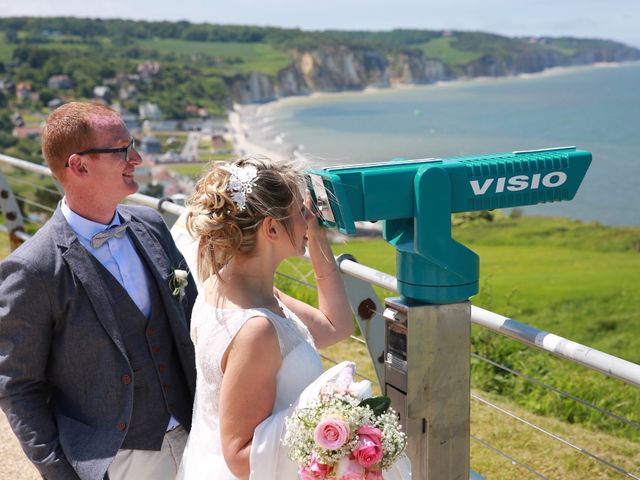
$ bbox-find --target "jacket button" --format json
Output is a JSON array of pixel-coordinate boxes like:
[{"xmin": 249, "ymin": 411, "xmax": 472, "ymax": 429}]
[
  {"xmin": 117, "ymin": 421, "xmax": 126, "ymax": 431},
  {"xmin": 146, "ymin": 327, "xmax": 156, "ymax": 336},
  {"xmin": 121, "ymin": 374, "xmax": 132, "ymax": 385},
  {"xmin": 158, "ymin": 365, "xmax": 166, "ymax": 374},
  {"xmin": 151, "ymin": 346, "xmax": 161, "ymax": 354}
]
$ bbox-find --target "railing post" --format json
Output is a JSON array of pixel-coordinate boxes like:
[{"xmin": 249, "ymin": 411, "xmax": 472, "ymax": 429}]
[
  {"xmin": 0, "ymin": 171, "xmax": 26, "ymax": 251},
  {"xmin": 384, "ymin": 298, "xmax": 471, "ymax": 480},
  {"xmin": 336, "ymin": 254, "xmax": 386, "ymax": 388}
]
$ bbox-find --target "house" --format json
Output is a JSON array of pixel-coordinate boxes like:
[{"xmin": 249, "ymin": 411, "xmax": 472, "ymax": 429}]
[
  {"xmin": 139, "ymin": 102, "xmax": 162, "ymax": 121},
  {"xmin": 144, "ymin": 120, "xmax": 180, "ymax": 131},
  {"xmin": 93, "ymin": 85, "xmax": 111, "ymax": 103},
  {"xmin": 121, "ymin": 112, "xmax": 141, "ymax": 132},
  {"xmin": 137, "ymin": 61, "xmax": 161, "ymax": 82},
  {"xmin": 15, "ymin": 82, "xmax": 32, "ymax": 102},
  {"xmin": 119, "ymin": 84, "xmax": 137, "ymax": 101},
  {"xmin": 13, "ymin": 126, "xmax": 43, "ymax": 139},
  {"xmin": 203, "ymin": 117, "xmax": 227, "ymax": 134},
  {"xmin": 211, "ymin": 134, "xmax": 230, "ymax": 154},
  {"xmin": 182, "ymin": 119, "xmax": 205, "ymax": 131},
  {"xmin": 0, "ymin": 79, "xmax": 15, "ymax": 95},
  {"xmin": 133, "ymin": 161, "xmax": 153, "ymax": 189},
  {"xmin": 10, "ymin": 112, "xmax": 24, "ymax": 127},
  {"xmin": 47, "ymin": 75, "xmax": 72, "ymax": 89},
  {"xmin": 141, "ymin": 136, "xmax": 162, "ymax": 154},
  {"xmin": 47, "ymin": 98, "xmax": 63, "ymax": 109}
]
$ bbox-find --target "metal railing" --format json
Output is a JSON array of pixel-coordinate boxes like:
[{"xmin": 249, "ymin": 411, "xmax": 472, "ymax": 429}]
[{"xmin": 2, "ymin": 152, "xmax": 640, "ymax": 479}]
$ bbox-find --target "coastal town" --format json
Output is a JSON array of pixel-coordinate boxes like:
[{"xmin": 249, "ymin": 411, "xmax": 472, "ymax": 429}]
[
  {"xmin": 1, "ymin": 65, "xmax": 236, "ymax": 196},
  {"xmin": 1, "ymin": 74, "xmax": 307, "ymax": 208}
]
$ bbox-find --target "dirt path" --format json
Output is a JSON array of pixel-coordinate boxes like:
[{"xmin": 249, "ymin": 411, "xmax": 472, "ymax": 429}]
[{"xmin": 1, "ymin": 413, "xmax": 40, "ymax": 480}]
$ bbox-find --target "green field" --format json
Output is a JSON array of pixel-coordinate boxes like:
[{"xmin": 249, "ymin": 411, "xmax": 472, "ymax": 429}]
[
  {"xmin": 0, "ymin": 33, "xmax": 13, "ymax": 63},
  {"xmin": 137, "ymin": 38, "xmax": 292, "ymax": 75},
  {"xmin": 0, "ymin": 35, "xmax": 92, "ymax": 63},
  {"xmin": 279, "ymin": 215, "xmax": 640, "ymax": 445},
  {"xmin": 418, "ymin": 36, "xmax": 484, "ymax": 65},
  {"xmin": 165, "ymin": 162, "xmax": 211, "ymax": 179}
]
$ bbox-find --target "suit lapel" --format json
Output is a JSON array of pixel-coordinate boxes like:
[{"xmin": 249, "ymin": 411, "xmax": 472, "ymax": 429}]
[
  {"xmin": 125, "ymin": 218, "xmax": 172, "ymax": 293},
  {"xmin": 51, "ymin": 208, "xmax": 128, "ymax": 357},
  {"xmin": 124, "ymin": 215, "xmax": 184, "ymax": 326}
]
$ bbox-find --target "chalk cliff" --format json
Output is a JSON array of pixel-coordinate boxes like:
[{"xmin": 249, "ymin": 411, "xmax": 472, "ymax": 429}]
[{"xmin": 230, "ymin": 41, "xmax": 640, "ymax": 104}]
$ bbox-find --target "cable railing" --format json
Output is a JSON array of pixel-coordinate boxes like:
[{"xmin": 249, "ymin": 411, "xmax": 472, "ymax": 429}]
[
  {"xmin": 284, "ymin": 259, "xmax": 640, "ymax": 479},
  {"xmin": 1, "ymin": 153, "xmax": 640, "ymax": 479},
  {"xmin": 470, "ymin": 434, "xmax": 549, "ymax": 480},
  {"xmin": 472, "ymin": 394, "xmax": 640, "ymax": 479}
]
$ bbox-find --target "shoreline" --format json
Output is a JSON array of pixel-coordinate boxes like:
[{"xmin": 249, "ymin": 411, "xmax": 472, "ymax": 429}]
[
  {"xmin": 257, "ymin": 60, "xmax": 640, "ymax": 111},
  {"xmin": 228, "ymin": 61, "xmax": 640, "ymax": 167}
]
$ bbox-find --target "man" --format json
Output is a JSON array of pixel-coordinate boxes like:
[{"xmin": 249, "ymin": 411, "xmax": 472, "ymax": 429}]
[{"xmin": 0, "ymin": 102, "xmax": 197, "ymax": 480}]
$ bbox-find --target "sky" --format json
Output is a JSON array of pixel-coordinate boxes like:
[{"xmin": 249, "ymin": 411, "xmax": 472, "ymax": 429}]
[{"xmin": 1, "ymin": 0, "xmax": 639, "ymax": 48}]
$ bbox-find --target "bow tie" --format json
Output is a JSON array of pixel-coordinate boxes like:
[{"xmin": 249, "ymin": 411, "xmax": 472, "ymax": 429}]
[{"xmin": 91, "ymin": 222, "xmax": 129, "ymax": 249}]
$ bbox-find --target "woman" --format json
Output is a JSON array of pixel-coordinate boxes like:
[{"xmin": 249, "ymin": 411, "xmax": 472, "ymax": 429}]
[{"xmin": 177, "ymin": 156, "xmax": 353, "ymax": 479}]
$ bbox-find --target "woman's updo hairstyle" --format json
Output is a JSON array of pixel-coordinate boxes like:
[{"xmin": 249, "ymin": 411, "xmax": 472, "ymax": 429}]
[{"xmin": 186, "ymin": 155, "xmax": 305, "ymax": 282}]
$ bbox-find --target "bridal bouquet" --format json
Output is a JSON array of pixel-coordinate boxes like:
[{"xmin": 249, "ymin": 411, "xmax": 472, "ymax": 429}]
[{"xmin": 283, "ymin": 367, "xmax": 407, "ymax": 480}]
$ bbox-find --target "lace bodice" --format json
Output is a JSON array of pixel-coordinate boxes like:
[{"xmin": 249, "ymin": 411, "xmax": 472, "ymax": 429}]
[{"xmin": 178, "ymin": 294, "xmax": 324, "ymax": 479}]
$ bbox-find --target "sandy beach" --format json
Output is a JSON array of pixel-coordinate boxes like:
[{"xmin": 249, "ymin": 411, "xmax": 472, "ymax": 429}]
[{"xmin": 228, "ymin": 104, "xmax": 304, "ymax": 164}]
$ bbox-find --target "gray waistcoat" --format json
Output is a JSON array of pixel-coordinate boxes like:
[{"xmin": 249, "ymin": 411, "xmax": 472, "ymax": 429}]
[{"xmin": 93, "ymin": 255, "xmax": 192, "ymax": 451}]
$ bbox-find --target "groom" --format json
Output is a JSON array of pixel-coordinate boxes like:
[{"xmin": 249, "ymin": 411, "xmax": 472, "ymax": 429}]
[{"xmin": 0, "ymin": 102, "xmax": 197, "ymax": 480}]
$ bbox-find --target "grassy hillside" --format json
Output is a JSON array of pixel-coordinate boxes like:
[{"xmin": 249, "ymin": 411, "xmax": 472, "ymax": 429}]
[
  {"xmin": 417, "ymin": 37, "xmax": 484, "ymax": 65},
  {"xmin": 137, "ymin": 38, "xmax": 292, "ymax": 75},
  {"xmin": 279, "ymin": 215, "xmax": 640, "ymax": 443}
]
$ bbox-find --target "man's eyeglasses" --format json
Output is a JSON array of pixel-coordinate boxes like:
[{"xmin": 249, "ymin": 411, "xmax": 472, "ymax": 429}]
[{"xmin": 65, "ymin": 138, "xmax": 137, "ymax": 167}]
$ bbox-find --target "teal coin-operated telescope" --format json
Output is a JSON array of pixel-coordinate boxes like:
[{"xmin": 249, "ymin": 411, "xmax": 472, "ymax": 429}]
[
  {"xmin": 306, "ymin": 146, "xmax": 591, "ymax": 304},
  {"xmin": 307, "ymin": 146, "xmax": 591, "ymax": 479}
]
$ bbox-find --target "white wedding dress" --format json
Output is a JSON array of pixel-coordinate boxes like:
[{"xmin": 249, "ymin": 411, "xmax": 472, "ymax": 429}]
[
  {"xmin": 177, "ymin": 294, "xmax": 325, "ymax": 479},
  {"xmin": 177, "ymin": 294, "xmax": 411, "ymax": 479},
  {"xmin": 172, "ymin": 214, "xmax": 410, "ymax": 479}
]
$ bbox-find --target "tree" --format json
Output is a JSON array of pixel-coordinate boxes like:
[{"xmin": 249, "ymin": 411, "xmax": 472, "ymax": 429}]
[
  {"xmin": 0, "ymin": 112, "xmax": 13, "ymax": 131},
  {"xmin": 0, "ymin": 132, "xmax": 17, "ymax": 149},
  {"xmin": 12, "ymin": 46, "xmax": 59, "ymax": 69}
]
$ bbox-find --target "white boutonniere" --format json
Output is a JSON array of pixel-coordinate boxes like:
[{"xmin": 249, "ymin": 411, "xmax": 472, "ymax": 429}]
[{"xmin": 171, "ymin": 269, "xmax": 189, "ymax": 300}]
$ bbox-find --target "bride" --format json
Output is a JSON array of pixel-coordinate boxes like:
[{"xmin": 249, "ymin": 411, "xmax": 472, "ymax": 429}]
[{"xmin": 177, "ymin": 156, "xmax": 354, "ymax": 479}]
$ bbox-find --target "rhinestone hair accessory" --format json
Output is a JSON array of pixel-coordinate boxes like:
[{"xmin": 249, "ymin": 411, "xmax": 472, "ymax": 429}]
[{"xmin": 221, "ymin": 163, "xmax": 258, "ymax": 211}]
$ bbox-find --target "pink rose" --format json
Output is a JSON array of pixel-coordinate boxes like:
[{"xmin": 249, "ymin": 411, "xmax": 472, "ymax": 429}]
[
  {"xmin": 357, "ymin": 425, "xmax": 383, "ymax": 443},
  {"xmin": 299, "ymin": 465, "xmax": 315, "ymax": 480},
  {"xmin": 365, "ymin": 469, "xmax": 383, "ymax": 480},
  {"xmin": 314, "ymin": 417, "xmax": 350, "ymax": 450},
  {"xmin": 336, "ymin": 456, "xmax": 365, "ymax": 480},
  {"xmin": 354, "ymin": 425, "xmax": 384, "ymax": 468},
  {"xmin": 299, "ymin": 454, "xmax": 332, "ymax": 480},
  {"xmin": 309, "ymin": 452, "xmax": 331, "ymax": 479}
]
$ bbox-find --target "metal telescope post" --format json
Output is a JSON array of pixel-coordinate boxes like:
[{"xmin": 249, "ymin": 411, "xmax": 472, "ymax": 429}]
[{"xmin": 306, "ymin": 146, "xmax": 591, "ymax": 480}]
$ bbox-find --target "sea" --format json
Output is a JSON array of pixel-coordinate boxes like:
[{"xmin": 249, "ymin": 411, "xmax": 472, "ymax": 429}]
[{"xmin": 254, "ymin": 62, "xmax": 640, "ymax": 227}]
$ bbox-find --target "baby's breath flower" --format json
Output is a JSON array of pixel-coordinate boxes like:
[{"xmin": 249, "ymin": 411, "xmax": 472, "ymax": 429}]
[{"xmin": 283, "ymin": 376, "xmax": 407, "ymax": 476}]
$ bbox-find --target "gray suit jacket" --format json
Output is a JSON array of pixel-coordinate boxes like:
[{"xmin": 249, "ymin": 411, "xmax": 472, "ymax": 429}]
[{"xmin": 0, "ymin": 204, "xmax": 197, "ymax": 480}]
